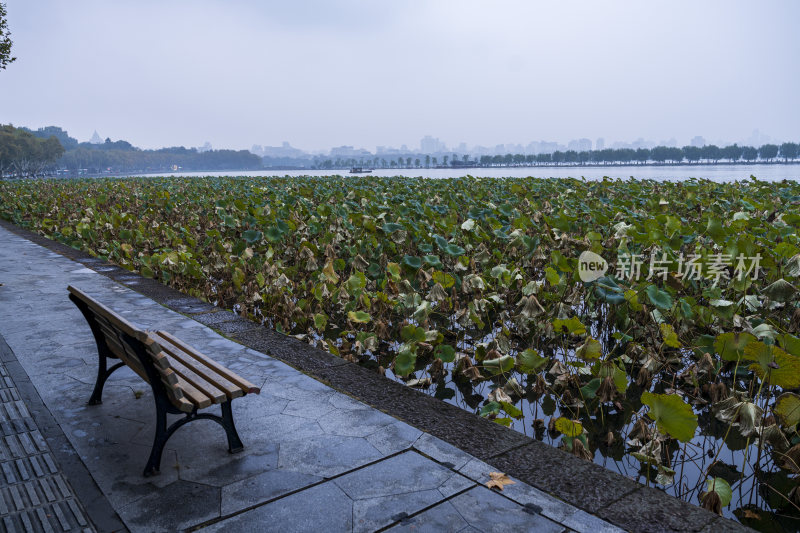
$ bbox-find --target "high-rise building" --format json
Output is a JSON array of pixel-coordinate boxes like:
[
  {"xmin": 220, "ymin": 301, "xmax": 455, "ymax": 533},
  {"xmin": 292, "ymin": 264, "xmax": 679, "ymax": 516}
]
[
  {"xmin": 567, "ymin": 138, "xmax": 592, "ymax": 152},
  {"xmin": 595, "ymin": 138, "xmax": 605, "ymax": 151},
  {"xmin": 420, "ymin": 135, "xmax": 446, "ymax": 153}
]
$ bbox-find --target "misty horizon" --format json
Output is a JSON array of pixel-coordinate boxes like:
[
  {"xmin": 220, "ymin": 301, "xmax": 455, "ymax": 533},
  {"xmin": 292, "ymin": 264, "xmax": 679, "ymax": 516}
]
[
  {"xmin": 2, "ymin": 1, "xmax": 798, "ymax": 154},
  {"xmin": 20, "ymin": 124, "xmax": 792, "ymax": 159}
]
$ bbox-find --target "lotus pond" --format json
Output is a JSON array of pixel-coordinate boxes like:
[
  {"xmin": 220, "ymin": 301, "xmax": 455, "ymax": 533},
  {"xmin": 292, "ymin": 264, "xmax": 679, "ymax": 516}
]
[{"xmin": 3, "ymin": 175, "xmax": 800, "ymax": 530}]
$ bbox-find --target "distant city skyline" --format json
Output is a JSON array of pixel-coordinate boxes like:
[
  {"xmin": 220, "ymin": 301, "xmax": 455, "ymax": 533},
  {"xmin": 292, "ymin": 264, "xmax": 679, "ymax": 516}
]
[
  {"xmin": 248, "ymin": 130, "xmax": 784, "ymax": 159},
  {"xmin": 67, "ymin": 125, "xmax": 788, "ymax": 159}
]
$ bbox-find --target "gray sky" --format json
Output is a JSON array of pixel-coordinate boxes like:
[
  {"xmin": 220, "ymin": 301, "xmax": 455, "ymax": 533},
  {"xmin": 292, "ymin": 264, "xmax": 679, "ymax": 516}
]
[{"xmin": 1, "ymin": 0, "xmax": 798, "ymax": 151}]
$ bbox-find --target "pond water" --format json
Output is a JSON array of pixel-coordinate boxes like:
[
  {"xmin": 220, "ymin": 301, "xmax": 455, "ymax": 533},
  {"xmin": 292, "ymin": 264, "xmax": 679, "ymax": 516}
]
[
  {"xmin": 377, "ymin": 337, "xmax": 799, "ymax": 529},
  {"xmin": 133, "ymin": 162, "xmax": 800, "ymax": 182}
]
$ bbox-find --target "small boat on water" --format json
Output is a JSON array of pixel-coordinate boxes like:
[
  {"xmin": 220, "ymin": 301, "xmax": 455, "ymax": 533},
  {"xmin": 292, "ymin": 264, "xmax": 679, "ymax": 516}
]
[{"xmin": 349, "ymin": 167, "xmax": 372, "ymax": 174}]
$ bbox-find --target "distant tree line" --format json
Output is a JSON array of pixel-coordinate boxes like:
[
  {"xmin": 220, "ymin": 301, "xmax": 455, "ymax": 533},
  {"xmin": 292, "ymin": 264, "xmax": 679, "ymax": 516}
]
[
  {"xmin": 311, "ymin": 142, "xmax": 800, "ymax": 170},
  {"xmin": 0, "ymin": 125, "xmax": 65, "ymax": 177},
  {"xmin": 4, "ymin": 123, "xmax": 799, "ymax": 177},
  {"xmin": 1, "ymin": 125, "xmax": 263, "ymax": 178}
]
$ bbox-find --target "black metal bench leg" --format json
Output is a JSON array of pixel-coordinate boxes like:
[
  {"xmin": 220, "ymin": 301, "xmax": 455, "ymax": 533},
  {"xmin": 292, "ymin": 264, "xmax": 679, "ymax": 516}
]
[
  {"xmin": 88, "ymin": 351, "xmax": 108, "ymax": 405},
  {"xmin": 88, "ymin": 358, "xmax": 125, "ymax": 406},
  {"xmin": 220, "ymin": 401, "xmax": 244, "ymax": 453},
  {"xmin": 144, "ymin": 400, "xmax": 169, "ymax": 477}
]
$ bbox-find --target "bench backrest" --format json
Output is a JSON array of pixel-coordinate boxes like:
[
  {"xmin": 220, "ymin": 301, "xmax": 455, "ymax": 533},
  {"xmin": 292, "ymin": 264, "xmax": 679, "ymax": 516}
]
[{"xmin": 68, "ymin": 285, "xmax": 194, "ymax": 412}]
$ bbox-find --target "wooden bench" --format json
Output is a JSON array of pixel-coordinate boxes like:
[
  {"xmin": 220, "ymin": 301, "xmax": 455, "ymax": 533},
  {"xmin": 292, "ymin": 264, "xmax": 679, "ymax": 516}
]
[{"xmin": 67, "ymin": 285, "xmax": 261, "ymax": 476}]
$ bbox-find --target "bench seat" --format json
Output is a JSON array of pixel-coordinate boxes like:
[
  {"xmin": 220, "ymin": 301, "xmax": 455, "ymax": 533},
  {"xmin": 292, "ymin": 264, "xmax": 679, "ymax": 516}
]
[{"xmin": 67, "ymin": 285, "xmax": 261, "ymax": 476}]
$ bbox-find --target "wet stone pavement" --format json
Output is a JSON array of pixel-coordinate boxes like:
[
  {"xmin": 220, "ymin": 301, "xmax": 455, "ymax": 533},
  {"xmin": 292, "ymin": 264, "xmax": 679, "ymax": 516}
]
[
  {"xmin": 0, "ymin": 222, "xmax": 723, "ymax": 532},
  {"xmin": 0, "ymin": 354, "xmax": 94, "ymax": 533}
]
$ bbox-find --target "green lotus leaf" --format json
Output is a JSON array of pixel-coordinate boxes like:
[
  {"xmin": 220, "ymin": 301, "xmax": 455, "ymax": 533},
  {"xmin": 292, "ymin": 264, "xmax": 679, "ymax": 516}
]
[
  {"xmin": 552, "ymin": 316, "xmax": 586, "ymax": 335},
  {"xmin": 576, "ymin": 337, "xmax": 602, "ymax": 360},
  {"xmin": 401, "ymin": 324, "xmax": 426, "ymax": 342},
  {"xmin": 703, "ymin": 478, "xmax": 732, "ymax": 508},
  {"xmin": 500, "ymin": 401, "xmax": 523, "ymax": 419},
  {"xmin": 241, "ymin": 229, "xmax": 262, "ymax": 244},
  {"xmin": 774, "ymin": 393, "xmax": 800, "ymax": 428},
  {"xmin": 554, "ymin": 417, "xmax": 583, "ymax": 437},
  {"xmin": 433, "ymin": 234, "xmax": 449, "ymax": 249},
  {"xmin": 762, "ymin": 278, "xmax": 797, "ymax": 302},
  {"xmin": 346, "ymin": 271, "xmax": 367, "ymax": 292},
  {"xmin": 778, "ymin": 334, "xmax": 800, "ymax": 357},
  {"xmin": 706, "ymin": 217, "xmax": 726, "ymax": 242},
  {"xmin": 423, "ymin": 255, "xmax": 443, "ymax": 269},
  {"xmin": 613, "ymin": 366, "xmax": 628, "ymax": 393},
  {"xmin": 386, "ymin": 262, "xmax": 401, "ymax": 282},
  {"xmin": 744, "ymin": 341, "xmax": 800, "ymax": 388},
  {"xmin": 402, "ymin": 255, "xmax": 422, "ymax": 270},
  {"xmin": 366, "ymin": 262, "xmax": 382, "ymax": 279},
  {"xmin": 483, "ymin": 355, "xmax": 514, "ymax": 375},
  {"xmin": 381, "ymin": 222, "xmax": 404, "ymax": 233},
  {"xmin": 480, "ymin": 401, "xmax": 501, "ymax": 417},
  {"xmin": 347, "ymin": 310, "xmax": 372, "ymax": 323},
  {"xmin": 645, "ymin": 284, "xmax": 672, "ymax": 310},
  {"xmin": 394, "ymin": 343, "xmax": 417, "ymax": 377},
  {"xmin": 545, "ymin": 266, "xmax": 560, "ymax": 285},
  {"xmin": 641, "ymin": 391, "xmax": 698, "ymax": 442},
  {"xmin": 580, "ymin": 377, "xmax": 602, "ymax": 399},
  {"xmin": 714, "ymin": 332, "xmax": 757, "ymax": 362},
  {"xmin": 435, "ymin": 344, "xmax": 456, "ymax": 362},
  {"xmin": 594, "ymin": 276, "xmax": 626, "ymax": 304},
  {"xmin": 264, "ymin": 226, "xmax": 283, "ymax": 242},
  {"xmin": 659, "ymin": 323, "xmax": 681, "ymax": 348},
  {"xmin": 432, "ymin": 271, "xmax": 455, "ymax": 289},
  {"xmin": 517, "ymin": 348, "xmax": 549, "ymax": 373},
  {"xmin": 444, "ymin": 243, "xmax": 466, "ymax": 256}
]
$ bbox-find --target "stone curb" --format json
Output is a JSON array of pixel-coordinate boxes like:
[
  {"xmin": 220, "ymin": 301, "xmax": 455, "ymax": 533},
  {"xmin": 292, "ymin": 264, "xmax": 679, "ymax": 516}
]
[{"xmin": 0, "ymin": 218, "xmax": 752, "ymax": 533}]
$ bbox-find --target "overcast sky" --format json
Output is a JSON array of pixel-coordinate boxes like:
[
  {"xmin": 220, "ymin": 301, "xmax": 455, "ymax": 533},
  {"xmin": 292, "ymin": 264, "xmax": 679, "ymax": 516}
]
[{"xmin": 1, "ymin": 0, "xmax": 798, "ymax": 151}]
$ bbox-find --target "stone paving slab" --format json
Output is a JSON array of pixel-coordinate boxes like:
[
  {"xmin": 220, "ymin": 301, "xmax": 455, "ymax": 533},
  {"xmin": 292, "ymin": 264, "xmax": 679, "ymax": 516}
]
[
  {"xmin": 0, "ymin": 222, "xmax": 751, "ymax": 533},
  {"xmin": 0, "ymin": 358, "xmax": 94, "ymax": 533}
]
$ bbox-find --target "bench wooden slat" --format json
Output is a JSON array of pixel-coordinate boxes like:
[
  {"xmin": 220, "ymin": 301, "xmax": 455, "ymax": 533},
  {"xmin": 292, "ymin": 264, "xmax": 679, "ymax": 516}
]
[
  {"xmin": 68, "ymin": 286, "xmax": 144, "ymax": 340},
  {"xmin": 170, "ymin": 374, "xmax": 213, "ymax": 409},
  {"xmin": 94, "ymin": 320, "xmax": 152, "ymax": 382},
  {"xmin": 142, "ymin": 337, "xmax": 173, "ymax": 371},
  {"xmin": 151, "ymin": 333, "xmax": 243, "ymax": 401},
  {"xmin": 142, "ymin": 336, "xmax": 214, "ymax": 409},
  {"xmin": 158, "ymin": 368, "xmax": 195, "ymax": 412},
  {"xmin": 95, "ymin": 321, "xmax": 127, "ymax": 357},
  {"xmin": 146, "ymin": 348, "xmax": 182, "ymax": 388},
  {"xmin": 172, "ymin": 366, "xmax": 227, "ymax": 405},
  {"xmin": 154, "ymin": 330, "xmax": 261, "ymax": 395}
]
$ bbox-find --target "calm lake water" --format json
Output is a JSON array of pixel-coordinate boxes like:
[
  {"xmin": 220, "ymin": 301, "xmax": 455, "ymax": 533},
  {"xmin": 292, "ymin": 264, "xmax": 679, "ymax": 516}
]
[{"xmin": 134, "ymin": 163, "xmax": 800, "ymax": 182}]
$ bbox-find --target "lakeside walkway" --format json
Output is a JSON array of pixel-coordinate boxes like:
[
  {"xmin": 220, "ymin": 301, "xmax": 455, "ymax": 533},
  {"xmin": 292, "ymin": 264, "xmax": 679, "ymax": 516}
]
[{"xmin": 0, "ymin": 225, "xmax": 630, "ymax": 532}]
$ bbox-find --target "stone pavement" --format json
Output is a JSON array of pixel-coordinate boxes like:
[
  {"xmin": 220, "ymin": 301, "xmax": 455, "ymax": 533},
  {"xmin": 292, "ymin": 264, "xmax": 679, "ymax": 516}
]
[
  {"xmin": 0, "ymin": 227, "xmax": 632, "ymax": 532},
  {"xmin": 0, "ymin": 354, "xmax": 94, "ymax": 533}
]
